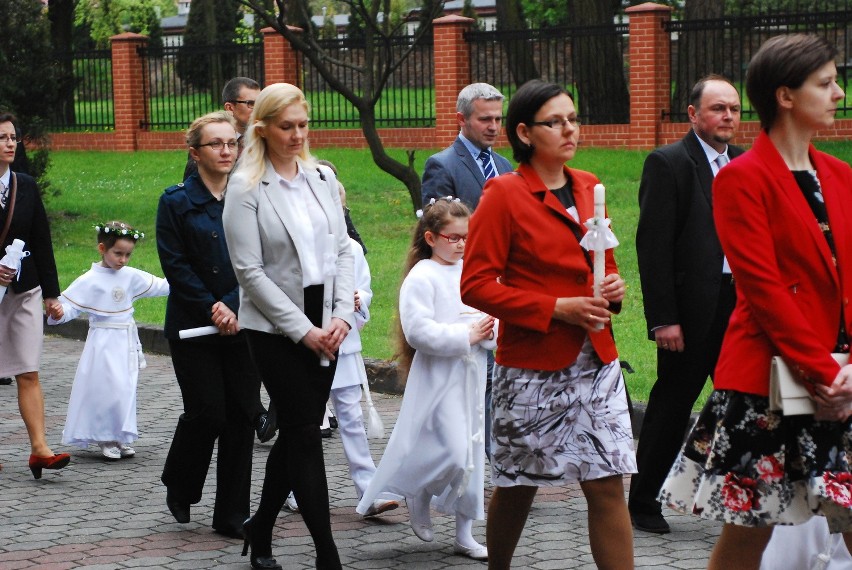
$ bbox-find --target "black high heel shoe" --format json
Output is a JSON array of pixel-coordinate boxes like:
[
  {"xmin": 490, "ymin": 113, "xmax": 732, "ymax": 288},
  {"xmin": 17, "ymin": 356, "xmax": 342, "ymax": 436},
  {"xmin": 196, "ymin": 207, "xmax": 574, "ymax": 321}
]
[{"xmin": 241, "ymin": 517, "xmax": 283, "ymax": 570}]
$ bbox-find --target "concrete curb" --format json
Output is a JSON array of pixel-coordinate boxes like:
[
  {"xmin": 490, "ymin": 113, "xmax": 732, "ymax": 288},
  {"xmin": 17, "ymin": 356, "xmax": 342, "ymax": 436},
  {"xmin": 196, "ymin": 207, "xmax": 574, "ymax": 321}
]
[{"xmin": 45, "ymin": 317, "xmax": 650, "ymax": 437}]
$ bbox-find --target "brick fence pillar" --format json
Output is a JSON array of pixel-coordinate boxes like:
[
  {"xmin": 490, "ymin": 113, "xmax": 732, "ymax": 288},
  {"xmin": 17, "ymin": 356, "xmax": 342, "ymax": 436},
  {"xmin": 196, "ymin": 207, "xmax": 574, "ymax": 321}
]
[
  {"xmin": 432, "ymin": 15, "xmax": 474, "ymax": 149},
  {"xmin": 625, "ymin": 2, "xmax": 672, "ymax": 150},
  {"xmin": 262, "ymin": 27, "xmax": 303, "ymax": 87},
  {"xmin": 110, "ymin": 32, "xmax": 148, "ymax": 151}
]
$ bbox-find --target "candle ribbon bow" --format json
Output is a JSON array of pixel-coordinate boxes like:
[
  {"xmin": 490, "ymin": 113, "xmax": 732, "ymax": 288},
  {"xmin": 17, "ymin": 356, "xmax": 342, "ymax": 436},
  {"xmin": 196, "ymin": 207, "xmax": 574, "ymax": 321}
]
[
  {"xmin": 579, "ymin": 217, "xmax": 619, "ymax": 252},
  {"xmin": 1, "ymin": 249, "xmax": 30, "ymax": 282}
]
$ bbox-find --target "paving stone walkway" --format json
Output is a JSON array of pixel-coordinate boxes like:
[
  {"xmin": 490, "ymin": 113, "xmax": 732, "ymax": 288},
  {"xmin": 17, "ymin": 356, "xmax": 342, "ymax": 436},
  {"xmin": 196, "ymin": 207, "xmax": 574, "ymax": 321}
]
[{"xmin": 0, "ymin": 335, "xmax": 719, "ymax": 569}]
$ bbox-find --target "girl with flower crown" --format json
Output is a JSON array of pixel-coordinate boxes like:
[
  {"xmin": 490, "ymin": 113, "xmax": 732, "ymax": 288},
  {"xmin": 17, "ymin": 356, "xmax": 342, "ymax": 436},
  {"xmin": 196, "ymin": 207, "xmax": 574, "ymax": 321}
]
[
  {"xmin": 48, "ymin": 220, "xmax": 169, "ymax": 460},
  {"xmin": 356, "ymin": 196, "xmax": 496, "ymax": 561}
]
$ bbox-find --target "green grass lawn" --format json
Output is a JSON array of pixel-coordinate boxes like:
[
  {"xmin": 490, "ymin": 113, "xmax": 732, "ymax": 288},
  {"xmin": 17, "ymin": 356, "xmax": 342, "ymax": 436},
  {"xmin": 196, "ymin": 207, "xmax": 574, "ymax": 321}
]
[{"xmin": 43, "ymin": 140, "xmax": 852, "ymax": 406}]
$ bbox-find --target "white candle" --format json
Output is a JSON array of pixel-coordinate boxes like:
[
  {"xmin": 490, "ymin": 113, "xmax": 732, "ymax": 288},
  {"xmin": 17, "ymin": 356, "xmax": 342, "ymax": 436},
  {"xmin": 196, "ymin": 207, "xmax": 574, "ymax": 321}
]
[{"xmin": 593, "ymin": 183, "xmax": 606, "ymax": 299}]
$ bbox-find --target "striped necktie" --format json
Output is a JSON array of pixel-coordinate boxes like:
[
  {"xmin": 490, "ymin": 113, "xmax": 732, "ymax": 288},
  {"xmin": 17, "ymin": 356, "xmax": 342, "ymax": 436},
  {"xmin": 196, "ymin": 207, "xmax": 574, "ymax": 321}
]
[
  {"xmin": 714, "ymin": 153, "xmax": 729, "ymax": 176},
  {"xmin": 478, "ymin": 149, "xmax": 496, "ymax": 181}
]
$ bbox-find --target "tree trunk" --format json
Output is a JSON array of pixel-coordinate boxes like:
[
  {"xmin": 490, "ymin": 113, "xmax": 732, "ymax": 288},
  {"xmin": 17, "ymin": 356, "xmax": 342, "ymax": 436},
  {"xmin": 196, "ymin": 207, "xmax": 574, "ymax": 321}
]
[
  {"xmin": 570, "ymin": 0, "xmax": 629, "ymax": 124},
  {"xmin": 671, "ymin": 0, "xmax": 726, "ymax": 118},
  {"xmin": 48, "ymin": 0, "xmax": 76, "ymax": 126},
  {"xmin": 240, "ymin": 0, "xmax": 438, "ymax": 211},
  {"xmin": 495, "ymin": 0, "xmax": 540, "ymax": 87},
  {"xmin": 358, "ymin": 105, "xmax": 423, "ymax": 211}
]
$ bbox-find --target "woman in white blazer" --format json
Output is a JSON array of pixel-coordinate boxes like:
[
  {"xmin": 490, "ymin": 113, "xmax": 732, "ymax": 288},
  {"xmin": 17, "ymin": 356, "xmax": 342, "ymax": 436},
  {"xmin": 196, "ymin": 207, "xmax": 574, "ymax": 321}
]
[{"xmin": 222, "ymin": 83, "xmax": 354, "ymax": 570}]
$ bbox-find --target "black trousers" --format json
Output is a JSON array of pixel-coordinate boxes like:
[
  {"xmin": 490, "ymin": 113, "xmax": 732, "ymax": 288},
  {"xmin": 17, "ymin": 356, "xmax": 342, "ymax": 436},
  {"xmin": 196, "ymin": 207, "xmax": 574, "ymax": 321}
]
[
  {"xmin": 628, "ymin": 279, "xmax": 736, "ymax": 516},
  {"xmin": 245, "ymin": 285, "xmax": 341, "ymax": 570},
  {"xmin": 161, "ymin": 337, "xmax": 255, "ymax": 533}
]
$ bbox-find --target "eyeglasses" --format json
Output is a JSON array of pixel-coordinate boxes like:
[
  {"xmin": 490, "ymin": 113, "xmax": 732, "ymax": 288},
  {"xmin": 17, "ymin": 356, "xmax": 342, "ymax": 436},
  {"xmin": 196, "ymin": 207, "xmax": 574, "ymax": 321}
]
[
  {"xmin": 197, "ymin": 140, "xmax": 238, "ymax": 151},
  {"xmin": 438, "ymin": 233, "xmax": 468, "ymax": 244},
  {"xmin": 0, "ymin": 134, "xmax": 18, "ymax": 144},
  {"xmin": 530, "ymin": 117, "xmax": 581, "ymax": 130},
  {"xmin": 229, "ymin": 100, "xmax": 255, "ymax": 109}
]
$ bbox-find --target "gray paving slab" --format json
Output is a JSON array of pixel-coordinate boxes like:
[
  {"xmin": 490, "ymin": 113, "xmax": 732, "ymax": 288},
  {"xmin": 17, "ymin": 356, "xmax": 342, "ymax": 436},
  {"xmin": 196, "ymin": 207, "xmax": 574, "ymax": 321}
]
[{"xmin": 0, "ymin": 335, "xmax": 719, "ymax": 569}]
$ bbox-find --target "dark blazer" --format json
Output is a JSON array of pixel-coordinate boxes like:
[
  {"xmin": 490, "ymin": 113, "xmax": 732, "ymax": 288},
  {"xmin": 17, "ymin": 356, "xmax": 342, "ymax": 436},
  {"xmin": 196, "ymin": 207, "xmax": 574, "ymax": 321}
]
[
  {"xmin": 635, "ymin": 130, "xmax": 744, "ymax": 344},
  {"xmin": 714, "ymin": 131, "xmax": 852, "ymax": 396},
  {"xmin": 0, "ymin": 171, "xmax": 60, "ymax": 297},
  {"xmin": 421, "ymin": 136, "xmax": 513, "ymax": 210},
  {"xmin": 156, "ymin": 173, "xmax": 241, "ymax": 340}
]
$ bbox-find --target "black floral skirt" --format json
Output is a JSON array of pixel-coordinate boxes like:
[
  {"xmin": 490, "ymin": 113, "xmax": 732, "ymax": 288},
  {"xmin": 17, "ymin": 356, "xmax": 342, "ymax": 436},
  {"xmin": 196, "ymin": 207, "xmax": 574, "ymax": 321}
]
[{"xmin": 659, "ymin": 390, "xmax": 852, "ymax": 532}]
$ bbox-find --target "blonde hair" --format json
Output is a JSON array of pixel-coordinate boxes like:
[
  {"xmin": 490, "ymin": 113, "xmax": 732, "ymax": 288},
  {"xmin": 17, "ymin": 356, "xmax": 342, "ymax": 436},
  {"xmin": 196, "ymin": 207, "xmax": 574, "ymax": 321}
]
[
  {"xmin": 235, "ymin": 83, "xmax": 315, "ymax": 187},
  {"xmin": 185, "ymin": 111, "xmax": 236, "ymax": 148}
]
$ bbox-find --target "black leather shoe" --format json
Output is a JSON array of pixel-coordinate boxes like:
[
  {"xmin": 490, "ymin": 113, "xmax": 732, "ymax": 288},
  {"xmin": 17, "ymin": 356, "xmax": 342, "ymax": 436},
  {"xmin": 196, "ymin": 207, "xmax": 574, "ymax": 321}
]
[
  {"xmin": 0, "ymin": 377, "xmax": 12, "ymax": 385},
  {"xmin": 255, "ymin": 407, "xmax": 278, "ymax": 443},
  {"xmin": 166, "ymin": 489, "xmax": 191, "ymax": 524},
  {"xmin": 630, "ymin": 511, "xmax": 670, "ymax": 534}
]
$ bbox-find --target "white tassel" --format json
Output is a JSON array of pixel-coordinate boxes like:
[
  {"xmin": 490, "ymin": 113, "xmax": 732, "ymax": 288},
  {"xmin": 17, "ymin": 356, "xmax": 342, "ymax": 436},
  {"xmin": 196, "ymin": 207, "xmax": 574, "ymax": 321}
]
[{"xmin": 362, "ymin": 376, "xmax": 385, "ymax": 439}]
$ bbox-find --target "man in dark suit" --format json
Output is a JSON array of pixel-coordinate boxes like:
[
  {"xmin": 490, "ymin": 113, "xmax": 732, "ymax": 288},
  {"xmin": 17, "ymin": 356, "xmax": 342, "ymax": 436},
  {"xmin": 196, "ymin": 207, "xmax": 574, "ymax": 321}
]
[
  {"xmin": 421, "ymin": 82, "xmax": 513, "ymax": 459},
  {"xmin": 421, "ymin": 82, "xmax": 513, "ymax": 209},
  {"xmin": 629, "ymin": 75, "xmax": 743, "ymax": 534}
]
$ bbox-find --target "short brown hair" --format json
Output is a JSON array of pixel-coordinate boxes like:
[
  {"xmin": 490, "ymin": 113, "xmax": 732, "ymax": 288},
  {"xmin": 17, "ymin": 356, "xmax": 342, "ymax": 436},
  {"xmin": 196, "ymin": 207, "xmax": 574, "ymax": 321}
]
[{"xmin": 746, "ymin": 34, "xmax": 838, "ymax": 131}]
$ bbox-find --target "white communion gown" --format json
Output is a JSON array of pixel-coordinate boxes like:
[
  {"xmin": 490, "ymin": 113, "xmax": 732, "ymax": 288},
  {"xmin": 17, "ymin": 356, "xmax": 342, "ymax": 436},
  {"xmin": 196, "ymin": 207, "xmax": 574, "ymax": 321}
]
[
  {"xmin": 760, "ymin": 517, "xmax": 852, "ymax": 570},
  {"xmin": 48, "ymin": 263, "xmax": 169, "ymax": 448},
  {"xmin": 356, "ymin": 259, "xmax": 495, "ymax": 519}
]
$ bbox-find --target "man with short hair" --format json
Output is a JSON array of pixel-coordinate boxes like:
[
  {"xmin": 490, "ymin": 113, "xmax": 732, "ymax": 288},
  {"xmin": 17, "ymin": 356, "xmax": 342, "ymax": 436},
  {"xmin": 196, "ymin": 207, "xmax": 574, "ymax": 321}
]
[
  {"xmin": 421, "ymin": 82, "xmax": 513, "ymax": 209},
  {"xmin": 629, "ymin": 75, "xmax": 744, "ymax": 534},
  {"xmin": 421, "ymin": 83, "xmax": 513, "ymax": 459}
]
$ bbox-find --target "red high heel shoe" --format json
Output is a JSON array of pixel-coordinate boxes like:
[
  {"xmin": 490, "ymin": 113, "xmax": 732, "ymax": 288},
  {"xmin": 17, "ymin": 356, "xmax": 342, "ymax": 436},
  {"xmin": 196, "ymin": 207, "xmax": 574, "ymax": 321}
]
[{"xmin": 29, "ymin": 453, "xmax": 71, "ymax": 479}]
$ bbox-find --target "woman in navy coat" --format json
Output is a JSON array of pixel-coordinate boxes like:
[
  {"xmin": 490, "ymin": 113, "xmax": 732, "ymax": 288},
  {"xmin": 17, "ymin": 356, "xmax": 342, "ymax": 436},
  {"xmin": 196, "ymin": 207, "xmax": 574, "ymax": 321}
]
[{"xmin": 156, "ymin": 111, "xmax": 257, "ymax": 539}]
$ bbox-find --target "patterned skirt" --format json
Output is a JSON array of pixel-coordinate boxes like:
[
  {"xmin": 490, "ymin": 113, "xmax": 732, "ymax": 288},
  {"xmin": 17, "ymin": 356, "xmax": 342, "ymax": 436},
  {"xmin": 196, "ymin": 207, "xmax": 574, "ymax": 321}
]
[
  {"xmin": 490, "ymin": 337, "xmax": 636, "ymax": 487},
  {"xmin": 659, "ymin": 390, "xmax": 852, "ymax": 533}
]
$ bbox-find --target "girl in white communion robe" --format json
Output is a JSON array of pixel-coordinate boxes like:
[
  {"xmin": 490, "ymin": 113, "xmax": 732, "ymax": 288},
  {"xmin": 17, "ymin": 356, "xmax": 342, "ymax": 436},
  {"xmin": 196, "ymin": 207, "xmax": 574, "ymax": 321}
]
[
  {"xmin": 48, "ymin": 221, "xmax": 168, "ymax": 460},
  {"xmin": 356, "ymin": 197, "xmax": 495, "ymax": 561}
]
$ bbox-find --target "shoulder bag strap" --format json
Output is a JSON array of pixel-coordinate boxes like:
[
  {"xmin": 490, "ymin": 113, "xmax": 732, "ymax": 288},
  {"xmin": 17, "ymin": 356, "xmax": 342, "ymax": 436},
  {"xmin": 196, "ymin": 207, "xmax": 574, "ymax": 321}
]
[{"xmin": 0, "ymin": 172, "xmax": 18, "ymax": 246}]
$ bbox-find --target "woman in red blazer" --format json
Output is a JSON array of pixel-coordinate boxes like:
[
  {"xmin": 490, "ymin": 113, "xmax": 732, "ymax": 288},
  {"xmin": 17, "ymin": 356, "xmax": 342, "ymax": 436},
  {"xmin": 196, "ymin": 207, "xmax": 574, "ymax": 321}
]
[
  {"xmin": 461, "ymin": 80, "xmax": 635, "ymax": 570},
  {"xmin": 660, "ymin": 35, "xmax": 852, "ymax": 569}
]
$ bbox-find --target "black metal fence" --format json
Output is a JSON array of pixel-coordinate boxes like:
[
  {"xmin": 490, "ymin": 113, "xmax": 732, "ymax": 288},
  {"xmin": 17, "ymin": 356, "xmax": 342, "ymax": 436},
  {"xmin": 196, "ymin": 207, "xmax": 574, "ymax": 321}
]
[
  {"xmin": 138, "ymin": 41, "xmax": 264, "ymax": 130},
  {"xmin": 467, "ymin": 23, "xmax": 630, "ymax": 125},
  {"xmin": 666, "ymin": 1, "xmax": 852, "ymax": 120},
  {"xmin": 46, "ymin": 2, "xmax": 852, "ymax": 134},
  {"xmin": 47, "ymin": 49, "xmax": 114, "ymax": 131},
  {"xmin": 301, "ymin": 35, "xmax": 435, "ymax": 128}
]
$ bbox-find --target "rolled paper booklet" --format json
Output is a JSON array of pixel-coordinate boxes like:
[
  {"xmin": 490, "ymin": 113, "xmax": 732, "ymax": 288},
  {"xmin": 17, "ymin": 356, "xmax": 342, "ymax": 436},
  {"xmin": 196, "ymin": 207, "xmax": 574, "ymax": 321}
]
[{"xmin": 178, "ymin": 325, "xmax": 220, "ymax": 339}]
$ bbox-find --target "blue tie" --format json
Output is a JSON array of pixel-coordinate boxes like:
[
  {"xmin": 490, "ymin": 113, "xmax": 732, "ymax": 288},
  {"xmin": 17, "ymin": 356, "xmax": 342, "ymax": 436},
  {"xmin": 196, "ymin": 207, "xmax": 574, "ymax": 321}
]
[{"xmin": 478, "ymin": 149, "xmax": 496, "ymax": 181}]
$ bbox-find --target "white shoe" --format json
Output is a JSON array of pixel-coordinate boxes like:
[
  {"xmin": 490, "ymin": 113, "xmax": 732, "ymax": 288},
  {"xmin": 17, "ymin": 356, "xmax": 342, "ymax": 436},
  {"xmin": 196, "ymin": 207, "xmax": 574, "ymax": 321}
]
[
  {"xmin": 362, "ymin": 499, "xmax": 400, "ymax": 518},
  {"xmin": 118, "ymin": 443, "xmax": 135, "ymax": 458},
  {"xmin": 284, "ymin": 492, "xmax": 299, "ymax": 513},
  {"xmin": 453, "ymin": 540, "xmax": 488, "ymax": 560},
  {"xmin": 99, "ymin": 442, "xmax": 121, "ymax": 460},
  {"xmin": 406, "ymin": 495, "xmax": 433, "ymax": 542}
]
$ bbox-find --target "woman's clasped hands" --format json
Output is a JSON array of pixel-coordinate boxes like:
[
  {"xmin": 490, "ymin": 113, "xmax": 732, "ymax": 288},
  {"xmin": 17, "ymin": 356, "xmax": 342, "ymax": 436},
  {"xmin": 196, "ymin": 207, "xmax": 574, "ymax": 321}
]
[
  {"xmin": 814, "ymin": 364, "xmax": 852, "ymax": 422},
  {"xmin": 553, "ymin": 274, "xmax": 626, "ymax": 333},
  {"xmin": 211, "ymin": 301, "xmax": 239, "ymax": 335},
  {"xmin": 301, "ymin": 317, "xmax": 350, "ymax": 361}
]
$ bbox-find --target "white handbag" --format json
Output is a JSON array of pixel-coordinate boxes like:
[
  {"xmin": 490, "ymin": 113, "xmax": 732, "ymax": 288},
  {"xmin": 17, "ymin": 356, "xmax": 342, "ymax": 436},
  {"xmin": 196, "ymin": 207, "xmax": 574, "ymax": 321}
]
[{"xmin": 769, "ymin": 353, "xmax": 849, "ymax": 415}]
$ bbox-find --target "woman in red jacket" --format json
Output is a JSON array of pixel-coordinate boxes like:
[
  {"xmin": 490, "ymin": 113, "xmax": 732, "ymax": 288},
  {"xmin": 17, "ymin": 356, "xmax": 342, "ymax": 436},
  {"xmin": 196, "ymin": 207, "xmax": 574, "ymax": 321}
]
[
  {"xmin": 660, "ymin": 34, "xmax": 852, "ymax": 569},
  {"xmin": 461, "ymin": 80, "xmax": 634, "ymax": 570}
]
